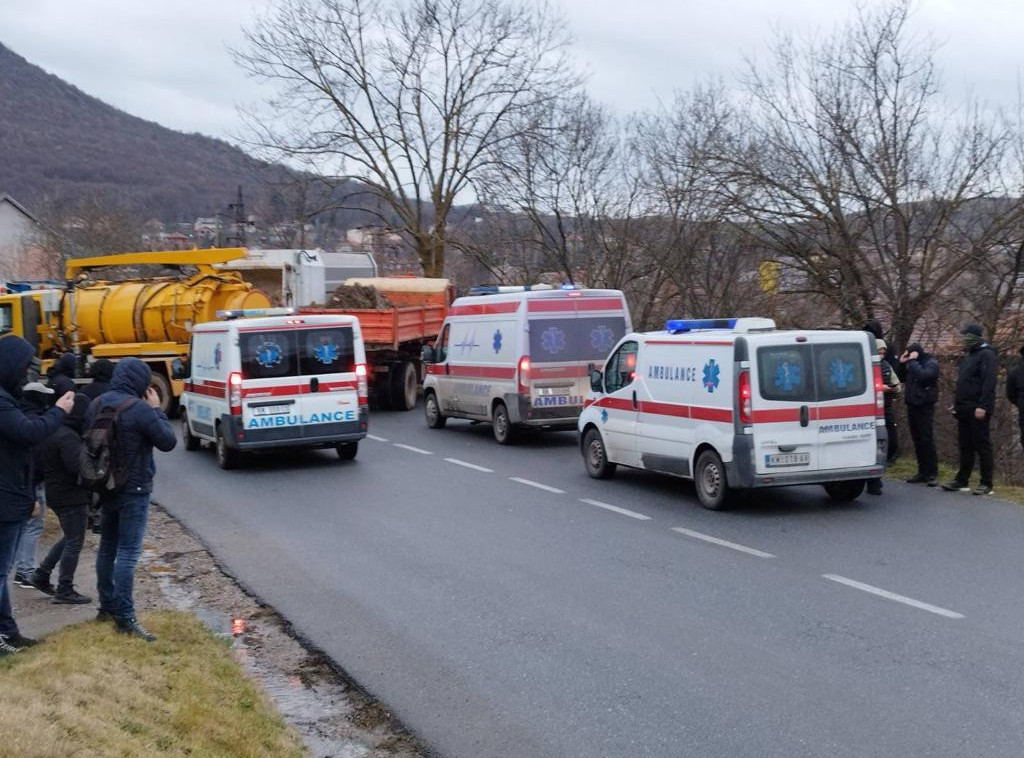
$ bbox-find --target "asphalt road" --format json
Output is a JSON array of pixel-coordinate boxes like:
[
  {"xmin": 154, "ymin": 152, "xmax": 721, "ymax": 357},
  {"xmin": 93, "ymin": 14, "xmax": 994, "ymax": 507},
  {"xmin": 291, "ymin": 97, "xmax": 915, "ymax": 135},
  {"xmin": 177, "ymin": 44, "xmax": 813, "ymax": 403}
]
[{"xmin": 155, "ymin": 407, "xmax": 1024, "ymax": 758}]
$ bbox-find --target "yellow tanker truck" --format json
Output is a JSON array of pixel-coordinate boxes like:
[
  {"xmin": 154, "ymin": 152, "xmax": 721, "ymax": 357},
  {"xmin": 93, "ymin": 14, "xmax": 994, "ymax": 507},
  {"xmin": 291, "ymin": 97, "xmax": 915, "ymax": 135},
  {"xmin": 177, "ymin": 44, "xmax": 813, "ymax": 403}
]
[{"xmin": 0, "ymin": 248, "xmax": 270, "ymax": 413}]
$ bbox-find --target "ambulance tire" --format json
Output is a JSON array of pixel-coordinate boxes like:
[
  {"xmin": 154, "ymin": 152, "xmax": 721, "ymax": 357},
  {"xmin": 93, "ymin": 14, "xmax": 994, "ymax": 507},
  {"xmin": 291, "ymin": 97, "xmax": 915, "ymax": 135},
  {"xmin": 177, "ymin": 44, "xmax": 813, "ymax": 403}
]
[
  {"xmin": 492, "ymin": 402, "xmax": 516, "ymax": 445},
  {"xmin": 582, "ymin": 428, "xmax": 616, "ymax": 479},
  {"xmin": 215, "ymin": 425, "xmax": 241, "ymax": 470},
  {"xmin": 389, "ymin": 362, "xmax": 418, "ymax": 411},
  {"xmin": 824, "ymin": 480, "xmax": 865, "ymax": 503},
  {"xmin": 424, "ymin": 391, "xmax": 446, "ymax": 428},
  {"xmin": 335, "ymin": 442, "xmax": 358, "ymax": 460},
  {"xmin": 694, "ymin": 449, "xmax": 731, "ymax": 511},
  {"xmin": 181, "ymin": 412, "xmax": 201, "ymax": 451}
]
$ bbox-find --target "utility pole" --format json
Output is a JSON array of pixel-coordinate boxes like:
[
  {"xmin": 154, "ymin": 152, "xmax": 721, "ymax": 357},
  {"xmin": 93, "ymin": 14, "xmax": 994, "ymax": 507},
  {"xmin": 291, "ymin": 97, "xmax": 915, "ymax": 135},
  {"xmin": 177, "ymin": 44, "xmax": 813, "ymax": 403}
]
[{"xmin": 226, "ymin": 185, "xmax": 246, "ymax": 247}]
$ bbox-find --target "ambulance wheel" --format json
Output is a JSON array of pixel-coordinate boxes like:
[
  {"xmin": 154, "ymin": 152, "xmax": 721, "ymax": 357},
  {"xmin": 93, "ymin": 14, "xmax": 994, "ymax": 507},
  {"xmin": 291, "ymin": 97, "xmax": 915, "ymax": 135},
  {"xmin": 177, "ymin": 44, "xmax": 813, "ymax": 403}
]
[
  {"xmin": 424, "ymin": 391, "xmax": 446, "ymax": 428},
  {"xmin": 389, "ymin": 362, "xmax": 418, "ymax": 411},
  {"xmin": 335, "ymin": 442, "xmax": 358, "ymax": 460},
  {"xmin": 181, "ymin": 412, "xmax": 201, "ymax": 451},
  {"xmin": 824, "ymin": 480, "xmax": 865, "ymax": 503},
  {"xmin": 492, "ymin": 402, "xmax": 516, "ymax": 445},
  {"xmin": 695, "ymin": 449, "xmax": 730, "ymax": 510},
  {"xmin": 215, "ymin": 426, "xmax": 241, "ymax": 470},
  {"xmin": 583, "ymin": 428, "xmax": 616, "ymax": 479}
]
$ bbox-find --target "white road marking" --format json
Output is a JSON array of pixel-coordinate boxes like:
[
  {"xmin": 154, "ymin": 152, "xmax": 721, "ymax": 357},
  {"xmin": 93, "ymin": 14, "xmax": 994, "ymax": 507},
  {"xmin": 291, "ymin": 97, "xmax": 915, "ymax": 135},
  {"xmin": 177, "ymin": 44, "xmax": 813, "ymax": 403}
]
[
  {"xmin": 822, "ymin": 574, "xmax": 965, "ymax": 619},
  {"xmin": 509, "ymin": 477, "xmax": 565, "ymax": 494},
  {"xmin": 367, "ymin": 434, "xmax": 389, "ymax": 442},
  {"xmin": 579, "ymin": 498, "xmax": 651, "ymax": 521},
  {"xmin": 444, "ymin": 458, "xmax": 494, "ymax": 473},
  {"xmin": 670, "ymin": 527, "xmax": 775, "ymax": 558},
  {"xmin": 393, "ymin": 443, "xmax": 433, "ymax": 455}
]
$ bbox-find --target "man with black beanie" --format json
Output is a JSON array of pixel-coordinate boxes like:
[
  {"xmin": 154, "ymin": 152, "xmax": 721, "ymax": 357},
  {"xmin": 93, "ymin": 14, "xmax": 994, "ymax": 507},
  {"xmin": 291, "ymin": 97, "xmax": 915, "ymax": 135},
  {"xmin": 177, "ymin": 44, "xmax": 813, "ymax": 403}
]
[
  {"xmin": 1007, "ymin": 345, "xmax": 1024, "ymax": 447},
  {"xmin": 900, "ymin": 343, "xmax": 939, "ymax": 485},
  {"xmin": 943, "ymin": 324, "xmax": 997, "ymax": 496}
]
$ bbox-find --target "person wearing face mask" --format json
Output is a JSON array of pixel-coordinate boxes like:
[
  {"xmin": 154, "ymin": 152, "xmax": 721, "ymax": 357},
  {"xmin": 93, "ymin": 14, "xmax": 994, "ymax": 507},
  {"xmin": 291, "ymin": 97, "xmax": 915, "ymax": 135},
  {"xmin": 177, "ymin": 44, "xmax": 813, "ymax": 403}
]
[
  {"xmin": 942, "ymin": 324, "xmax": 997, "ymax": 496},
  {"xmin": 0, "ymin": 336, "xmax": 75, "ymax": 656},
  {"xmin": 900, "ymin": 343, "xmax": 940, "ymax": 486}
]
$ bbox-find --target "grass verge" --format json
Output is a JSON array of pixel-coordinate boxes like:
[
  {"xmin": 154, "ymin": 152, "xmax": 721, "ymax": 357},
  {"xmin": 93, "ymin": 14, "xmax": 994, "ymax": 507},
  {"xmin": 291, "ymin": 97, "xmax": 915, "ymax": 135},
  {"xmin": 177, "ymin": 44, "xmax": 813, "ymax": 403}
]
[
  {"xmin": 885, "ymin": 456, "xmax": 1024, "ymax": 505},
  {"xmin": 0, "ymin": 611, "xmax": 307, "ymax": 758}
]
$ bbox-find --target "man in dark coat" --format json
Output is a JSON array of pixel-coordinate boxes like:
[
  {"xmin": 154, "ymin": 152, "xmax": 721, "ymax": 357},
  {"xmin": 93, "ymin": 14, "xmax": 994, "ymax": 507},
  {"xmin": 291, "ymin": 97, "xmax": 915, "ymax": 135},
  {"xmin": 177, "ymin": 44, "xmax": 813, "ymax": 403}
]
[
  {"xmin": 30, "ymin": 393, "xmax": 93, "ymax": 604},
  {"xmin": 80, "ymin": 358, "xmax": 114, "ymax": 401},
  {"xmin": 0, "ymin": 336, "xmax": 74, "ymax": 655},
  {"xmin": 46, "ymin": 351, "xmax": 78, "ymax": 398},
  {"xmin": 942, "ymin": 324, "xmax": 998, "ymax": 496},
  {"xmin": 88, "ymin": 358, "xmax": 176, "ymax": 641},
  {"xmin": 900, "ymin": 343, "xmax": 940, "ymax": 485},
  {"xmin": 1007, "ymin": 346, "xmax": 1024, "ymax": 448}
]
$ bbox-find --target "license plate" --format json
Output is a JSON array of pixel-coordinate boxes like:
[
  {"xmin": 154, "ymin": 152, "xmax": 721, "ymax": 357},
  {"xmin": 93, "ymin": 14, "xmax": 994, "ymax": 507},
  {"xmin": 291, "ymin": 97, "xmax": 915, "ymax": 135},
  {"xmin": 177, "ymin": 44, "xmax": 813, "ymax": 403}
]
[
  {"xmin": 537, "ymin": 386, "xmax": 572, "ymax": 396},
  {"xmin": 252, "ymin": 404, "xmax": 292, "ymax": 416},
  {"xmin": 765, "ymin": 452, "xmax": 810, "ymax": 468}
]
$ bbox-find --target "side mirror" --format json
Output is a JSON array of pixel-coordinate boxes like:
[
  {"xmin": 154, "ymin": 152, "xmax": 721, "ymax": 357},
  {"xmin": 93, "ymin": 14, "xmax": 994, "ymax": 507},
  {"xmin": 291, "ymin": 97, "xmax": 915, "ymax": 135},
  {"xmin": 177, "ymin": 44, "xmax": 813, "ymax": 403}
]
[
  {"xmin": 589, "ymin": 369, "xmax": 604, "ymax": 393},
  {"xmin": 421, "ymin": 345, "xmax": 436, "ymax": 364},
  {"xmin": 170, "ymin": 357, "xmax": 188, "ymax": 380}
]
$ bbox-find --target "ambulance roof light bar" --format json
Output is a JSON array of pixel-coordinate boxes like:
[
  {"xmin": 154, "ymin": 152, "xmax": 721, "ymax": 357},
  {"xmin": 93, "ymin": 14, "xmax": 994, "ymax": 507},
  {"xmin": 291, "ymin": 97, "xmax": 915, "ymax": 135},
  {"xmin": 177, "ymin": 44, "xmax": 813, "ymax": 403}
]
[
  {"xmin": 665, "ymin": 317, "xmax": 776, "ymax": 334},
  {"xmin": 466, "ymin": 284, "xmax": 556, "ymax": 296},
  {"xmin": 217, "ymin": 307, "xmax": 297, "ymax": 320}
]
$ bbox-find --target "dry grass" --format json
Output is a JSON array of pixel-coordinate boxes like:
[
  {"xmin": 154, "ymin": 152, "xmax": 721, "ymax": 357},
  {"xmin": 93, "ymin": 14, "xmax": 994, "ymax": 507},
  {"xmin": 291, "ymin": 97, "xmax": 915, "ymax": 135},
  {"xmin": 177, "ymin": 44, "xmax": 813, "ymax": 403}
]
[
  {"xmin": 885, "ymin": 456, "xmax": 1024, "ymax": 505},
  {"xmin": 0, "ymin": 611, "xmax": 307, "ymax": 758}
]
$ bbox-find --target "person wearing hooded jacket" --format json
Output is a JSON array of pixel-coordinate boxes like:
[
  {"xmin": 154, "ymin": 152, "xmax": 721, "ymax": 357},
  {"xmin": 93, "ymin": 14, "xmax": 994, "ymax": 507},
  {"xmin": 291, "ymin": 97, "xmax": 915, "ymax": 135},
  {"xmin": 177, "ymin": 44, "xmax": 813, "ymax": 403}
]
[
  {"xmin": 1007, "ymin": 345, "xmax": 1024, "ymax": 448},
  {"xmin": 87, "ymin": 358, "xmax": 176, "ymax": 642},
  {"xmin": 81, "ymin": 358, "xmax": 114, "ymax": 401},
  {"xmin": 900, "ymin": 343, "xmax": 940, "ymax": 485},
  {"xmin": 45, "ymin": 351, "xmax": 77, "ymax": 400},
  {"xmin": 0, "ymin": 336, "xmax": 74, "ymax": 655}
]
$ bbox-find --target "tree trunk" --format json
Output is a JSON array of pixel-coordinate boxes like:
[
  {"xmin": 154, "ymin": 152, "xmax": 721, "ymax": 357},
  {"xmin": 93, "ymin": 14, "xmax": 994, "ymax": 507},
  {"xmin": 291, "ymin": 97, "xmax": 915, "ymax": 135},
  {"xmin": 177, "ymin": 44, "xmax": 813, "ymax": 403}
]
[{"xmin": 415, "ymin": 234, "xmax": 446, "ymax": 278}]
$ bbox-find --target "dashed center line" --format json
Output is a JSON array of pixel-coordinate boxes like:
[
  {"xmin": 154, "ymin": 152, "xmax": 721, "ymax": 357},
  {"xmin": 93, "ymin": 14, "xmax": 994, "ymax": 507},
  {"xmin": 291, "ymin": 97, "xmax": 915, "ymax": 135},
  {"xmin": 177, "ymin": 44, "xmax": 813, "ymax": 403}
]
[
  {"xmin": 822, "ymin": 574, "xmax": 965, "ymax": 619},
  {"xmin": 579, "ymin": 498, "xmax": 651, "ymax": 521},
  {"xmin": 444, "ymin": 458, "xmax": 494, "ymax": 473},
  {"xmin": 670, "ymin": 527, "xmax": 775, "ymax": 558},
  {"xmin": 366, "ymin": 434, "xmax": 389, "ymax": 442},
  {"xmin": 509, "ymin": 477, "xmax": 565, "ymax": 494},
  {"xmin": 393, "ymin": 443, "xmax": 433, "ymax": 455}
]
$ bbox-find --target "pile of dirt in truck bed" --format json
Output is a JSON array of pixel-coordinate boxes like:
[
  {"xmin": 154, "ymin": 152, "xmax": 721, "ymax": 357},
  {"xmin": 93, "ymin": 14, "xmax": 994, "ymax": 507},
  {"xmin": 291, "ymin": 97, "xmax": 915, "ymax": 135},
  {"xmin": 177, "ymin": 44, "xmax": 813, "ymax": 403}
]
[{"xmin": 327, "ymin": 283, "xmax": 394, "ymax": 309}]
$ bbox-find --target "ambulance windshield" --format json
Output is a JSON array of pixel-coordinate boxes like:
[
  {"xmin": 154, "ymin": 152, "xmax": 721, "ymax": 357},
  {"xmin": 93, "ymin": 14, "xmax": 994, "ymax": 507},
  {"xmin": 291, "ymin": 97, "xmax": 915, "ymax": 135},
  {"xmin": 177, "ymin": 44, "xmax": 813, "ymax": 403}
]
[
  {"xmin": 528, "ymin": 316, "xmax": 627, "ymax": 364},
  {"xmin": 241, "ymin": 326, "xmax": 356, "ymax": 379}
]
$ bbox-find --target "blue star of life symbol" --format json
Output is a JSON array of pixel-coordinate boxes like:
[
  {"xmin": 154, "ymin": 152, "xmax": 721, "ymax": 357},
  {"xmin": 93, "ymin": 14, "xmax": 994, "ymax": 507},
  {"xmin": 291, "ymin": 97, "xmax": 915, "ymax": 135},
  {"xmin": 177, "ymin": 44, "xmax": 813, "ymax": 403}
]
[
  {"xmin": 256, "ymin": 340, "xmax": 282, "ymax": 368},
  {"xmin": 828, "ymin": 357, "xmax": 854, "ymax": 389},
  {"xmin": 600, "ymin": 408, "xmax": 609, "ymax": 424},
  {"xmin": 541, "ymin": 326, "xmax": 567, "ymax": 355},
  {"xmin": 590, "ymin": 324, "xmax": 615, "ymax": 353},
  {"xmin": 313, "ymin": 340, "xmax": 339, "ymax": 365},
  {"xmin": 492, "ymin": 329, "xmax": 502, "ymax": 354},
  {"xmin": 702, "ymin": 359, "xmax": 721, "ymax": 393},
  {"xmin": 774, "ymin": 361, "xmax": 801, "ymax": 392}
]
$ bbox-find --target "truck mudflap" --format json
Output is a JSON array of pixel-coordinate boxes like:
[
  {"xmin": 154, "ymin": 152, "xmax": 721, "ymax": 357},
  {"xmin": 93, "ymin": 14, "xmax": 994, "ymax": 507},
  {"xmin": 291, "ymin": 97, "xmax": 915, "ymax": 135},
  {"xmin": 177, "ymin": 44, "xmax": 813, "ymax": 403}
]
[
  {"xmin": 727, "ymin": 433, "xmax": 884, "ymax": 489},
  {"xmin": 222, "ymin": 410, "xmax": 367, "ymax": 450}
]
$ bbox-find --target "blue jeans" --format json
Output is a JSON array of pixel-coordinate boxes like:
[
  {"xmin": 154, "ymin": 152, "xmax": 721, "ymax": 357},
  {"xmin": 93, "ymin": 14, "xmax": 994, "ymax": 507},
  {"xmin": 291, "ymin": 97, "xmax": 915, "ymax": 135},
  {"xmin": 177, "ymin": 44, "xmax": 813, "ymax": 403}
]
[
  {"xmin": 0, "ymin": 519, "xmax": 24, "ymax": 637},
  {"xmin": 14, "ymin": 486, "xmax": 46, "ymax": 575},
  {"xmin": 95, "ymin": 492, "xmax": 150, "ymax": 621}
]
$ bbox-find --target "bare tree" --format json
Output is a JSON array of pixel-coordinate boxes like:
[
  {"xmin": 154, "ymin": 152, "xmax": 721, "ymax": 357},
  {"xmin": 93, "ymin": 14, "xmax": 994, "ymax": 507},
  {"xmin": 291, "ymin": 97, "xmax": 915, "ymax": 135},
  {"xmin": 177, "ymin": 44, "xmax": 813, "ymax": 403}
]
[
  {"xmin": 236, "ymin": 0, "xmax": 577, "ymax": 277},
  {"xmin": 34, "ymin": 196, "xmax": 144, "ymax": 270}
]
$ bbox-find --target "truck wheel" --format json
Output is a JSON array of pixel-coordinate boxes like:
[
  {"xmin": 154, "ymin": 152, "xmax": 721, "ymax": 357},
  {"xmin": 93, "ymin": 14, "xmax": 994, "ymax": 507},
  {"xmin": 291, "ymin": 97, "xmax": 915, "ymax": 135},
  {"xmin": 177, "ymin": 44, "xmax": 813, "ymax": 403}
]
[
  {"xmin": 389, "ymin": 362, "xmax": 418, "ymax": 411},
  {"xmin": 582, "ymin": 428, "xmax": 616, "ymax": 479},
  {"xmin": 492, "ymin": 402, "xmax": 516, "ymax": 445},
  {"xmin": 824, "ymin": 480, "xmax": 866, "ymax": 503},
  {"xmin": 181, "ymin": 412, "xmax": 201, "ymax": 451},
  {"xmin": 215, "ymin": 426, "xmax": 241, "ymax": 470},
  {"xmin": 424, "ymin": 391, "xmax": 446, "ymax": 429},
  {"xmin": 695, "ymin": 449, "xmax": 730, "ymax": 510},
  {"xmin": 336, "ymin": 442, "xmax": 358, "ymax": 461},
  {"xmin": 149, "ymin": 372, "xmax": 174, "ymax": 416}
]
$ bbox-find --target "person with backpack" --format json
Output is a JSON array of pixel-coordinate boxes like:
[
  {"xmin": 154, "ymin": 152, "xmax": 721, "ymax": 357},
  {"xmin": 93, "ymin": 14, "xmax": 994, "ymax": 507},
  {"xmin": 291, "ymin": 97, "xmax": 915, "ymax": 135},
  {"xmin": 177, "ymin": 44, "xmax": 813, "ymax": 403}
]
[
  {"xmin": 28, "ymin": 394, "xmax": 93, "ymax": 604},
  {"xmin": 86, "ymin": 358, "xmax": 176, "ymax": 642},
  {"xmin": 0, "ymin": 336, "xmax": 75, "ymax": 656}
]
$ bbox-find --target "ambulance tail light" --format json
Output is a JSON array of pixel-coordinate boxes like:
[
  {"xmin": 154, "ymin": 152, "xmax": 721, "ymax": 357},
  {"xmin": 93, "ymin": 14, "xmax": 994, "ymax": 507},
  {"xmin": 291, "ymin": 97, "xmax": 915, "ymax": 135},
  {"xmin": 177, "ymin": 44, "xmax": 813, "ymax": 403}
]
[
  {"xmin": 517, "ymin": 356, "xmax": 531, "ymax": 394},
  {"xmin": 738, "ymin": 370, "xmax": 752, "ymax": 425},
  {"xmin": 356, "ymin": 363, "xmax": 368, "ymax": 404},
  {"xmin": 873, "ymin": 363, "xmax": 884, "ymax": 417},
  {"xmin": 228, "ymin": 371, "xmax": 242, "ymax": 415}
]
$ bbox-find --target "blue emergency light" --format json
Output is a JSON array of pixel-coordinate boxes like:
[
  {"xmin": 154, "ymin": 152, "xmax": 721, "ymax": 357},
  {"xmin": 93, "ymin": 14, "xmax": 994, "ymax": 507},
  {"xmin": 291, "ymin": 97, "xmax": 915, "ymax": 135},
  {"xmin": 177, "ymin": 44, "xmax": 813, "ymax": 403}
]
[{"xmin": 665, "ymin": 318, "xmax": 738, "ymax": 333}]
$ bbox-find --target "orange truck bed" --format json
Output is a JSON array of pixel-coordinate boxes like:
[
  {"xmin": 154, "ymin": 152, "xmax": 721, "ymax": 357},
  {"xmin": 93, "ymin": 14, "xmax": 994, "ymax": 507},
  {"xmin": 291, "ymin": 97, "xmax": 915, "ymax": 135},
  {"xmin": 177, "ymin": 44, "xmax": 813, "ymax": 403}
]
[{"xmin": 298, "ymin": 304, "xmax": 447, "ymax": 349}]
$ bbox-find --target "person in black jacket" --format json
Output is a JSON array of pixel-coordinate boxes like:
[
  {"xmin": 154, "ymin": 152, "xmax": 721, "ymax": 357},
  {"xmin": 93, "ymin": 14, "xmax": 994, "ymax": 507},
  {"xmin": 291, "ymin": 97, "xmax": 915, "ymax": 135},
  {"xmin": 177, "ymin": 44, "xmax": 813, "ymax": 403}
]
[
  {"xmin": 80, "ymin": 358, "xmax": 114, "ymax": 401},
  {"xmin": 87, "ymin": 358, "xmax": 177, "ymax": 641},
  {"xmin": 900, "ymin": 343, "xmax": 940, "ymax": 485},
  {"xmin": 29, "ymin": 394, "xmax": 93, "ymax": 604},
  {"xmin": 1008, "ymin": 346, "xmax": 1024, "ymax": 448},
  {"xmin": 45, "ymin": 352, "xmax": 77, "ymax": 399},
  {"xmin": 942, "ymin": 324, "xmax": 998, "ymax": 496},
  {"xmin": 0, "ymin": 336, "xmax": 74, "ymax": 655}
]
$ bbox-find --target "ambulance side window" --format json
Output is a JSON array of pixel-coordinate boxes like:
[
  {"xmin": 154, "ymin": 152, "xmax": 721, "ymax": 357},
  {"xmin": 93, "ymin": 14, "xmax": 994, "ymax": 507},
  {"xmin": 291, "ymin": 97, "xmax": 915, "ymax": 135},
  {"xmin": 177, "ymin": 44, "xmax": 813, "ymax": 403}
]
[
  {"xmin": 604, "ymin": 341, "xmax": 638, "ymax": 393},
  {"xmin": 437, "ymin": 324, "xmax": 451, "ymax": 363}
]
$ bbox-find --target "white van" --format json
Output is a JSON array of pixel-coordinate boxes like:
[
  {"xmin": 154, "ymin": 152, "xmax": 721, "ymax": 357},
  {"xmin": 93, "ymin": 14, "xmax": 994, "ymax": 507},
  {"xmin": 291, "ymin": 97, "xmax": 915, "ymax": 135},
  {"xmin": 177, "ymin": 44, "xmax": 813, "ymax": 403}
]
[
  {"xmin": 181, "ymin": 309, "xmax": 368, "ymax": 468},
  {"xmin": 422, "ymin": 286, "xmax": 632, "ymax": 443},
  {"xmin": 577, "ymin": 317, "xmax": 886, "ymax": 509}
]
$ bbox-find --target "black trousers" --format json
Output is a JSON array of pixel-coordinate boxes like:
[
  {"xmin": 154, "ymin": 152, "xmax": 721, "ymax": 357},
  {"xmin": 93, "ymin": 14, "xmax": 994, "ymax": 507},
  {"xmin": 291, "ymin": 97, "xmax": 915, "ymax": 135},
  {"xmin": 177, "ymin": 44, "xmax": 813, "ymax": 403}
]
[
  {"xmin": 954, "ymin": 409, "xmax": 994, "ymax": 488},
  {"xmin": 37, "ymin": 505, "xmax": 88, "ymax": 595},
  {"xmin": 907, "ymin": 404, "xmax": 938, "ymax": 478}
]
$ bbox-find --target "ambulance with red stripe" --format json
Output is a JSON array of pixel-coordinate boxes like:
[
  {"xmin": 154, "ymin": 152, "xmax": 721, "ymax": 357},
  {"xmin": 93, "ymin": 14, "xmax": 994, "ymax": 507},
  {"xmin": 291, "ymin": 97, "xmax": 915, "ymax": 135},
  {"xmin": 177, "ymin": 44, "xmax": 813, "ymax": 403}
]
[
  {"xmin": 578, "ymin": 318, "xmax": 886, "ymax": 509},
  {"xmin": 421, "ymin": 285, "xmax": 631, "ymax": 443},
  {"xmin": 180, "ymin": 309, "xmax": 368, "ymax": 468}
]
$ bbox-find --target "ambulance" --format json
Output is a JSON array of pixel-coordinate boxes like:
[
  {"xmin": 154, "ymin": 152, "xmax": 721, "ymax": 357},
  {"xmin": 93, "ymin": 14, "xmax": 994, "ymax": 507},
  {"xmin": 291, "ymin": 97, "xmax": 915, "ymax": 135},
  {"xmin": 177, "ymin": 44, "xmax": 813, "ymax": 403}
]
[
  {"xmin": 421, "ymin": 285, "xmax": 632, "ymax": 443},
  {"xmin": 577, "ymin": 317, "xmax": 886, "ymax": 509},
  {"xmin": 180, "ymin": 309, "xmax": 368, "ymax": 468}
]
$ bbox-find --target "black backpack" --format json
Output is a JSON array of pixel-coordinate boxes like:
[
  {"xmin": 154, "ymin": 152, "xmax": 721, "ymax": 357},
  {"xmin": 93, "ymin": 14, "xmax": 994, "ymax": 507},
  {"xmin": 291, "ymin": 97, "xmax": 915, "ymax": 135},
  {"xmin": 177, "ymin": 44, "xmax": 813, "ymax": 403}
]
[{"xmin": 79, "ymin": 398, "xmax": 137, "ymax": 492}]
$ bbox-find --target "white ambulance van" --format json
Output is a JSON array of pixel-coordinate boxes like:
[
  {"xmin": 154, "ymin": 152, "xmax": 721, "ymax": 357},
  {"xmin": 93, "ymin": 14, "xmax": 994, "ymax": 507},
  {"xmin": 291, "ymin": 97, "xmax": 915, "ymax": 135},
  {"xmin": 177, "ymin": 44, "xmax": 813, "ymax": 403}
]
[
  {"xmin": 181, "ymin": 309, "xmax": 368, "ymax": 468},
  {"xmin": 422, "ymin": 286, "xmax": 631, "ymax": 443},
  {"xmin": 578, "ymin": 317, "xmax": 886, "ymax": 509}
]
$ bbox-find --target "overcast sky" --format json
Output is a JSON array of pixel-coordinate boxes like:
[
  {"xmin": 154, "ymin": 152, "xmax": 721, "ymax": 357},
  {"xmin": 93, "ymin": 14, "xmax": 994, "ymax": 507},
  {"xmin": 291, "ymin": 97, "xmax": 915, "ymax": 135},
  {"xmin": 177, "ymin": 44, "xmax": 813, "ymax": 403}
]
[{"xmin": 1, "ymin": 0, "xmax": 1021, "ymax": 142}]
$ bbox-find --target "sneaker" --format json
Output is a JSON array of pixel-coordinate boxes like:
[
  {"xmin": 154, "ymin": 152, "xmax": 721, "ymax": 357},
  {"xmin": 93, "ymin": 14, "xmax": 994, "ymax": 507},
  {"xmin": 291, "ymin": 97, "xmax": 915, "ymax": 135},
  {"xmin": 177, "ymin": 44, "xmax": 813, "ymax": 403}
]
[
  {"xmin": 941, "ymin": 480, "xmax": 970, "ymax": 492},
  {"xmin": 0, "ymin": 635, "xmax": 19, "ymax": 656},
  {"xmin": 905, "ymin": 474, "xmax": 928, "ymax": 484},
  {"xmin": 115, "ymin": 618, "xmax": 156, "ymax": 642},
  {"xmin": 28, "ymin": 572, "xmax": 55, "ymax": 596},
  {"xmin": 6, "ymin": 634, "xmax": 38, "ymax": 649},
  {"xmin": 972, "ymin": 485, "xmax": 994, "ymax": 496},
  {"xmin": 52, "ymin": 590, "xmax": 92, "ymax": 605},
  {"xmin": 96, "ymin": 610, "xmax": 114, "ymax": 623},
  {"xmin": 13, "ymin": 572, "xmax": 34, "ymax": 588},
  {"xmin": 926, "ymin": 477, "xmax": 938, "ymax": 487}
]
